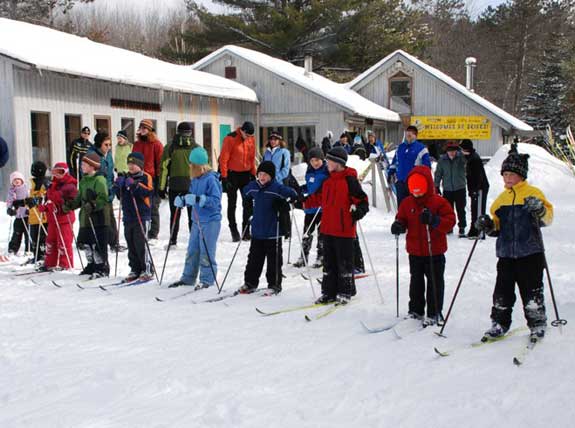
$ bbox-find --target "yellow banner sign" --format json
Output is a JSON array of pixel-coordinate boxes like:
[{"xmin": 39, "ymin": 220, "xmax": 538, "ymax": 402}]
[{"xmin": 410, "ymin": 116, "xmax": 492, "ymax": 140}]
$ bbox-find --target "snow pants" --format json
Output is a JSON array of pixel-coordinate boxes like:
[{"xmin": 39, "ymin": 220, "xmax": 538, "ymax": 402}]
[
  {"xmin": 408, "ymin": 254, "xmax": 445, "ymax": 318},
  {"xmin": 78, "ymin": 225, "xmax": 109, "ymax": 274},
  {"xmin": 181, "ymin": 220, "xmax": 220, "ymax": 286},
  {"xmin": 8, "ymin": 216, "xmax": 30, "ymax": 254},
  {"xmin": 244, "ymin": 237, "xmax": 283, "ymax": 291},
  {"xmin": 321, "ymin": 234, "xmax": 356, "ymax": 299},
  {"xmin": 168, "ymin": 190, "xmax": 192, "ymax": 245},
  {"xmin": 44, "ymin": 221, "xmax": 74, "ymax": 269},
  {"xmin": 125, "ymin": 220, "xmax": 152, "ymax": 277},
  {"xmin": 443, "ymin": 189, "xmax": 467, "ymax": 230},
  {"xmin": 226, "ymin": 171, "xmax": 253, "ymax": 232},
  {"xmin": 491, "ymin": 253, "xmax": 547, "ymax": 330}
]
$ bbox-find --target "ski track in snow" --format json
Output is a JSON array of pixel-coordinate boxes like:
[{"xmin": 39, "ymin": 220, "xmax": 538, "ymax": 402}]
[{"xmin": 0, "ymin": 144, "xmax": 574, "ymax": 427}]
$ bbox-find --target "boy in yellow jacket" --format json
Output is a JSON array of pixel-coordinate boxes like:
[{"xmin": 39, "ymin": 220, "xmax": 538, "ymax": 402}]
[{"xmin": 476, "ymin": 144, "xmax": 553, "ymax": 341}]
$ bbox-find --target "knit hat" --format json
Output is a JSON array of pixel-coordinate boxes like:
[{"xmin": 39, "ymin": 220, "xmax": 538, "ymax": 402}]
[
  {"xmin": 269, "ymin": 131, "xmax": 283, "ymax": 140},
  {"xmin": 406, "ymin": 125, "xmax": 419, "ymax": 135},
  {"xmin": 51, "ymin": 162, "xmax": 69, "ymax": 175},
  {"xmin": 127, "ymin": 152, "xmax": 145, "ymax": 169},
  {"xmin": 308, "ymin": 147, "xmax": 324, "ymax": 161},
  {"xmin": 446, "ymin": 142, "xmax": 459, "ymax": 152},
  {"xmin": 326, "ymin": 146, "xmax": 348, "ymax": 166},
  {"xmin": 81, "ymin": 126, "xmax": 90, "ymax": 134},
  {"xmin": 31, "ymin": 161, "xmax": 47, "ymax": 178},
  {"xmin": 9, "ymin": 171, "xmax": 25, "ymax": 185},
  {"xmin": 501, "ymin": 143, "xmax": 529, "ymax": 179},
  {"xmin": 177, "ymin": 121, "xmax": 194, "ymax": 137},
  {"xmin": 407, "ymin": 173, "xmax": 428, "ymax": 197},
  {"xmin": 82, "ymin": 152, "xmax": 101, "ymax": 170},
  {"xmin": 257, "ymin": 160, "xmax": 276, "ymax": 180},
  {"xmin": 117, "ymin": 130, "xmax": 128, "ymax": 141},
  {"xmin": 460, "ymin": 139, "xmax": 473, "ymax": 151},
  {"xmin": 241, "ymin": 121, "xmax": 255, "ymax": 136},
  {"xmin": 189, "ymin": 147, "xmax": 209, "ymax": 165},
  {"xmin": 139, "ymin": 119, "xmax": 155, "ymax": 132},
  {"xmin": 94, "ymin": 132, "xmax": 110, "ymax": 148}
]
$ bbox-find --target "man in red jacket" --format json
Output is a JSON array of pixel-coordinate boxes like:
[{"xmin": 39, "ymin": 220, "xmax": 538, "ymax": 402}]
[
  {"xmin": 219, "ymin": 121, "xmax": 257, "ymax": 242},
  {"xmin": 315, "ymin": 146, "xmax": 369, "ymax": 304},
  {"xmin": 391, "ymin": 165, "xmax": 456, "ymax": 326},
  {"xmin": 133, "ymin": 119, "xmax": 164, "ymax": 240}
]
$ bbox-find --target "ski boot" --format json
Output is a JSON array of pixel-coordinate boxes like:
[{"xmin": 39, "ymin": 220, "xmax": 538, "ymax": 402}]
[
  {"xmin": 124, "ymin": 272, "xmax": 140, "ymax": 283},
  {"xmin": 292, "ymin": 257, "xmax": 306, "ymax": 268},
  {"xmin": 168, "ymin": 280, "xmax": 190, "ymax": 288},
  {"xmin": 194, "ymin": 283, "xmax": 211, "ymax": 291},
  {"xmin": 238, "ymin": 284, "xmax": 257, "ymax": 294},
  {"xmin": 230, "ymin": 226, "xmax": 241, "ymax": 243},
  {"xmin": 404, "ymin": 312, "xmax": 423, "ymax": 321},
  {"xmin": 458, "ymin": 227, "xmax": 466, "ymax": 238},
  {"xmin": 529, "ymin": 325, "xmax": 546, "ymax": 342},
  {"xmin": 138, "ymin": 272, "xmax": 154, "ymax": 282},
  {"xmin": 315, "ymin": 294, "xmax": 337, "ymax": 305},
  {"xmin": 483, "ymin": 322, "xmax": 509, "ymax": 340}
]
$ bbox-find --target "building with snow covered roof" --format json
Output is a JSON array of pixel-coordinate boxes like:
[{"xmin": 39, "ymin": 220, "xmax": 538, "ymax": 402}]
[
  {"xmin": 0, "ymin": 18, "xmax": 258, "ymax": 191},
  {"xmin": 347, "ymin": 50, "xmax": 533, "ymax": 157},
  {"xmin": 192, "ymin": 45, "xmax": 400, "ymax": 156}
]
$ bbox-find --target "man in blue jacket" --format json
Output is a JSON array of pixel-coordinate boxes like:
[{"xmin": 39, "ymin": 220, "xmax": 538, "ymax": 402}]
[
  {"xmin": 388, "ymin": 125, "xmax": 431, "ymax": 207},
  {"xmin": 238, "ymin": 161, "xmax": 297, "ymax": 294}
]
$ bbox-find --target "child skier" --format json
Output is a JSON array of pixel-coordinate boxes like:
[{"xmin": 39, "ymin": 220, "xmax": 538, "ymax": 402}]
[
  {"xmin": 114, "ymin": 130, "xmax": 132, "ymax": 175},
  {"xmin": 25, "ymin": 161, "xmax": 50, "ymax": 263},
  {"xmin": 475, "ymin": 144, "xmax": 553, "ymax": 341},
  {"xmin": 315, "ymin": 147, "xmax": 369, "ymax": 304},
  {"xmin": 64, "ymin": 152, "xmax": 110, "ymax": 278},
  {"xmin": 391, "ymin": 166, "xmax": 456, "ymax": 326},
  {"xmin": 6, "ymin": 171, "xmax": 30, "ymax": 255},
  {"xmin": 40, "ymin": 162, "xmax": 78, "ymax": 271},
  {"xmin": 169, "ymin": 147, "xmax": 222, "ymax": 289},
  {"xmin": 293, "ymin": 147, "xmax": 329, "ymax": 268},
  {"xmin": 239, "ymin": 161, "xmax": 297, "ymax": 294},
  {"xmin": 114, "ymin": 152, "xmax": 155, "ymax": 282}
]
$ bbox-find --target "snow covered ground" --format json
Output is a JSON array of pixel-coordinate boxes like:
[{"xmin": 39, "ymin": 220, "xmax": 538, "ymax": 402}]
[{"xmin": 1, "ymin": 143, "xmax": 574, "ymax": 427}]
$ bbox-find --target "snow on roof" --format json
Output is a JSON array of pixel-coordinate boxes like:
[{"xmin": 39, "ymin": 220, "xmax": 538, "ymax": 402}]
[
  {"xmin": 0, "ymin": 18, "xmax": 258, "ymax": 103},
  {"xmin": 192, "ymin": 45, "xmax": 400, "ymax": 123},
  {"xmin": 348, "ymin": 50, "xmax": 532, "ymax": 132}
]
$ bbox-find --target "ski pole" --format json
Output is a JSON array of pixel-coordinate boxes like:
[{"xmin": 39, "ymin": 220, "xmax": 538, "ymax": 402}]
[
  {"xmin": 192, "ymin": 206, "xmax": 221, "ymax": 290},
  {"xmin": 218, "ymin": 220, "xmax": 250, "ymax": 294},
  {"xmin": 114, "ymin": 193, "xmax": 123, "ymax": 278},
  {"xmin": 130, "ymin": 195, "xmax": 159, "ymax": 283},
  {"xmin": 424, "ymin": 219, "xmax": 441, "ymax": 323},
  {"xmin": 287, "ymin": 206, "xmax": 294, "ymax": 264},
  {"xmin": 291, "ymin": 204, "xmax": 316, "ymax": 298},
  {"xmin": 67, "ymin": 213, "xmax": 84, "ymax": 270},
  {"xmin": 357, "ymin": 220, "xmax": 384, "ymax": 304},
  {"xmin": 30, "ymin": 207, "xmax": 48, "ymax": 264},
  {"xmin": 20, "ymin": 217, "xmax": 33, "ymax": 255},
  {"xmin": 395, "ymin": 234, "xmax": 399, "ymax": 318},
  {"xmin": 50, "ymin": 208, "xmax": 73, "ymax": 270},
  {"xmin": 303, "ymin": 207, "xmax": 322, "ymax": 239},
  {"xmin": 87, "ymin": 215, "xmax": 108, "ymax": 272},
  {"xmin": 159, "ymin": 205, "xmax": 181, "ymax": 286}
]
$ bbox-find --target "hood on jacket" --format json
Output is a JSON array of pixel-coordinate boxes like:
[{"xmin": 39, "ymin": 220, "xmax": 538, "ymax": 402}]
[
  {"xmin": 10, "ymin": 171, "xmax": 25, "ymax": 185},
  {"xmin": 406, "ymin": 165, "xmax": 435, "ymax": 199}
]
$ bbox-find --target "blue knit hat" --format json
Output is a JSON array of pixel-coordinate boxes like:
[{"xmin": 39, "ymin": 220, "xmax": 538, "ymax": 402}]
[
  {"xmin": 127, "ymin": 152, "xmax": 145, "ymax": 169},
  {"xmin": 189, "ymin": 147, "xmax": 209, "ymax": 165}
]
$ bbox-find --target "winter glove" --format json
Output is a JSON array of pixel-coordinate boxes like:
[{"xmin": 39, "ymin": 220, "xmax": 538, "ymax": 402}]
[
  {"xmin": 25, "ymin": 197, "xmax": 37, "ymax": 208},
  {"xmin": 475, "ymin": 215, "xmax": 494, "ymax": 234},
  {"xmin": 420, "ymin": 208, "xmax": 440, "ymax": 227},
  {"xmin": 221, "ymin": 177, "xmax": 233, "ymax": 193},
  {"xmin": 350, "ymin": 203, "xmax": 368, "ymax": 222},
  {"xmin": 174, "ymin": 195, "xmax": 185, "ymax": 208},
  {"xmin": 524, "ymin": 196, "xmax": 546, "ymax": 219},
  {"xmin": 82, "ymin": 202, "xmax": 95, "ymax": 217},
  {"xmin": 125, "ymin": 177, "xmax": 135, "ymax": 189},
  {"xmin": 6, "ymin": 207, "xmax": 16, "ymax": 217},
  {"xmin": 391, "ymin": 220, "xmax": 406, "ymax": 235},
  {"xmin": 184, "ymin": 193, "xmax": 199, "ymax": 207},
  {"xmin": 158, "ymin": 189, "xmax": 168, "ymax": 199},
  {"xmin": 115, "ymin": 176, "xmax": 126, "ymax": 188},
  {"xmin": 85, "ymin": 188, "xmax": 97, "ymax": 202},
  {"xmin": 12, "ymin": 199, "xmax": 25, "ymax": 208}
]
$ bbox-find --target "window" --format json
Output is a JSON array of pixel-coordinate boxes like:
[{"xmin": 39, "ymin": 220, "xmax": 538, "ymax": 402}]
[
  {"xmin": 166, "ymin": 121, "xmax": 178, "ymax": 143},
  {"xmin": 65, "ymin": 114, "xmax": 82, "ymax": 149},
  {"xmin": 31, "ymin": 112, "xmax": 51, "ymax": 166},
  {"xmin": 389, "ymin": 72, "xmax": 412, "ymax": 114},
  {"xmin": 94, "ymin": 115, "xmax": 111, "ymax": 135},
  {"xmin": 203, "ymin": 123, "xmax": 213, "ymax": 164},
  {"xmin": 121, "ymin": 118, "xmax": 135, "ymax": 143},
  {"xmin": 225, "ymin": 66, "xmax": 237, "ymax": 79},
  {"xmin": 259, "ymin": 126, "xmax": 315, "ymax": 161}
]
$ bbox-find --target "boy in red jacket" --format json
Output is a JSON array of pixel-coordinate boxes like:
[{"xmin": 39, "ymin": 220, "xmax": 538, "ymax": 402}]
[
  {"xmin": 391, "ymin": 166, "xmax": 456, "ymax": 326},
  {"xmin": 315, "ymin": 147, "xmax": 369, "ymax": 304}
]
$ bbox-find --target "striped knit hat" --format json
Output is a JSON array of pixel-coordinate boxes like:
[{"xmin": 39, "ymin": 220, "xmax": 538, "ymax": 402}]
[
  {"xmin": 82, "ymin": 152, "xmax": 101, "ymax": 170},
  {"xmin": 139, "ymin": 119, "xmax": 155, "ymax": 132}
]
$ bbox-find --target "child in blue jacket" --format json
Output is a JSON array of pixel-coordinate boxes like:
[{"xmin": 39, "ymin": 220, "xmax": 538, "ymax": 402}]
[
  {"xmin": 294, "ymin": 147, "xmax": 329, "ymax": 268},
  {"xmin": 170, "ymin": 147, "xmax": 222, "ymax": 289},
  {"xmin": 238, "ymin": 161, "xmax": 297, "ymax": 294}
]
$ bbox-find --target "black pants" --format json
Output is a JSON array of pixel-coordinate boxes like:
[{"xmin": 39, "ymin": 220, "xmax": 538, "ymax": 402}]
[
  {"xmin": 125, "ymin": 221, "xmax": 152, "ymax": 276},
  {"xmin": 353, "ymin": 237, "xmax": 365, "ymax": 273},
  {"xmin": 468, "ymin": 188, "xmax": 489, "ymax": 236},
  {"xmin": 9, "ymin": 217, "xmax": 30, "ymax": 254},
  {"xmin": 30, "ymin": 223, "xmax": 47, "ymax": 260},
  {"xmin": 408, "ymin": 254, "xmax": 445, "ymax": 318},
  {"xmin": 149, "ymin": 179, "xmax": 161, "ymax": 239},
  {"xmin": 168, "ymin": 190, "xmax": 192, "ymax": 245},
  {"xmin": 78, "ymin": 224, "xmax": 109, "ymax": 272},
  {"xmin": 395, "ymin": 180, "xmax": 409, "ymax": 209},
  {"xmin": 491, "ymin": 253, "xmax": 547, "ymax": 330},
  {"xmin": 443, "ymin": 189, "xmax": 467, "ymax": 230},
  {"xmin": 321, "ymin": 235, "xmax": 356, "ymax": 298},
  {"xmin": 244, "ymin": 238, "xmax": 283, "ymax": 291},
  {"xmin": 226, "ymin": 171, "xmax": 253, "ymax": 231},
  {"xmin": 301, "ymin": 212, "xmax": 323, "ymax": 260}
]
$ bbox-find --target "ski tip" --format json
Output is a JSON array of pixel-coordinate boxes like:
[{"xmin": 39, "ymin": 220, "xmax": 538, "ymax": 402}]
[
  {"xmin": 99, "ymin": 286, "xmax": 108, "ymax": 292},
  {"xmin": 51, "ymin": 281, "xmax": 62, "ymax": 288},
  {"xmin": 513, "ymin": 357, "xmax": 522, "ymax": 366},
  {"xmin": 304, "ymin": 315, "xmax": 312, "ymax": 322},
  {"xmin": 434, "ymin": 347, "xmax": 449, "ymax": 357},
  {"xmin": 155, "ymin": 297, "xmax": 164, "ymax": 302},
  {"xmin": 255, "ymin": 307, "xmax": 266, "ymax": 315},
  {"xmin": 76, "ymin": 283, "xmax": 84, "ymax": 290}
]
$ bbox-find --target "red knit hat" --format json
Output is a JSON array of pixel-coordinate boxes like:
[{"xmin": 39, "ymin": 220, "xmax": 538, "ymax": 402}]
[
  {"xmin": 51, "ymin": 162, "xmax": 69, "ymax": 175},
  {"xmin": 408, "ymin": 173, "xmax": 428, "ymax": 197}
]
